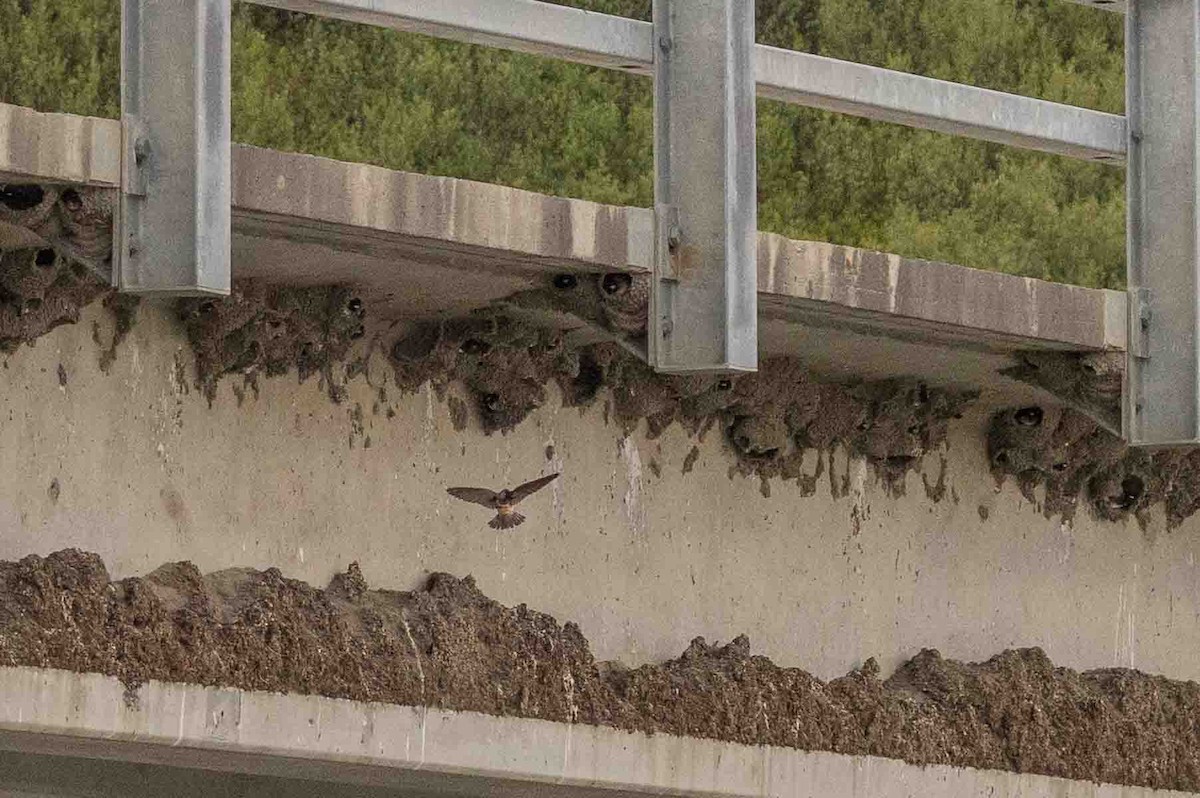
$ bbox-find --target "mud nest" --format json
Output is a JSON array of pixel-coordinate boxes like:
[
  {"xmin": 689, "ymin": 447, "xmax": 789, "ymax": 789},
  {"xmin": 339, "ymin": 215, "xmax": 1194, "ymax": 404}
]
[
  {"xmin": 390, "ymin": 313, "xmax": 580, "ymax": 434},
  {"xmin": 1000, "ymin": 350, "xmax": 1122, "ymax": 434},
  {"xmin": 2, "ymin": 549, "xmax": 1199, "ymax": 793},
  {"xmin": 0, "ymin": 247, "xmax": 109, "ymax": 353},
  {"xmin": 0, "ymin": 184, "xmax": 139, "ymax": 359},
  {"xmin": 0, "ymin": 184, "xmax": 114, "ymax": 278},
  {"xmin": 178, "ymin": 281, "xmax": 366, "ymax": 403},
  {"xmin": 390, "ymin": 312, "xmax": 976, "ymax": 490},
  {"xmin": 989, "ymin": 405, "xmax": 1200, "ymax": 527}
]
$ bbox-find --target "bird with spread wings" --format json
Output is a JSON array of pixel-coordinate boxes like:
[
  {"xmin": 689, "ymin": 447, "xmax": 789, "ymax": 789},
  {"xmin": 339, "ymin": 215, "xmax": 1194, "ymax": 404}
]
[{"xmin": 446, "ymin": 473, "xmax": 560, "ymax": 529}]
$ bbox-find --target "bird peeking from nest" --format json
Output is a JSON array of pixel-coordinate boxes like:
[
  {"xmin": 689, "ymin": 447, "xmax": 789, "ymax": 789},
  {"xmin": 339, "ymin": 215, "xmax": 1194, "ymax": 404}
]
[
  {"xmin": 446, "ymin": 473, "xmax": 560, "ymax": 529},
  {"xmin": 597, "ymin": 272, "xmax": 649, "ymax": 338}
]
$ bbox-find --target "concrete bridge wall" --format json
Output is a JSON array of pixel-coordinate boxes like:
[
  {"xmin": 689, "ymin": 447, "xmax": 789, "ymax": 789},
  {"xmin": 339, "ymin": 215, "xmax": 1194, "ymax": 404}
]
[
  {"xmin": 1, "ymin": 102, "xmax": 1198, "ymax": 797},
  {"xmin": 0, "ymin": 300, "xmax": 1194, "ymax": 684}
]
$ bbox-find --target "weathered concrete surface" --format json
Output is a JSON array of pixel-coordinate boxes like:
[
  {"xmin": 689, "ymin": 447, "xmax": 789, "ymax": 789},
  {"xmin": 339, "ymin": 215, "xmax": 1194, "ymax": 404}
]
[
  {"xmin": 0, "ymin": 752, "xmax": 438, "ymax": 798},
  {"xmin": 0, "ymin": 301, "xmax": 1198, "ymax": 691},
  {"xmin": 0, "ymin": 102, "xmax": 1124, "ymax": 367},
  {"xmin": 758, "ymin": 234, "xmax": 1126, "ymax": 353},
  {"xmin": 0, "ymin": 667, "xmax": 1195, "ymax": 798},
  {"xmin": 229, "ymin": 147, "xmax": 1131, "ymax": 358},
  {"xmin": 0, "ymin": 105, "xmax": 118, "ymax": 187}
]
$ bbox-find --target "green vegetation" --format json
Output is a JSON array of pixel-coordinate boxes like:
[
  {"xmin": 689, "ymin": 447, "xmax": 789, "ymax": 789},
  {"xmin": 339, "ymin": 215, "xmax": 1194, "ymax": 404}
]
[{"xmin": 0, "ymin": 0, "xmax": 1125, "ymax": 288}]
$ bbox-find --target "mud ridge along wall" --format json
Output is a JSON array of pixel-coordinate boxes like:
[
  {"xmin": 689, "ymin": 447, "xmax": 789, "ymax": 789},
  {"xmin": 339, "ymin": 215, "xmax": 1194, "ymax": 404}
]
[{"xmin": 2, "ymin": 549, "xmax": 1199, "ymax": 793}]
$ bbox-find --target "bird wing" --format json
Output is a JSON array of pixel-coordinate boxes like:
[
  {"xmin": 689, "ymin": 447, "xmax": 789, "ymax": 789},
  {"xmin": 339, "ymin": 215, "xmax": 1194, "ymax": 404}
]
[
  {"xmin": 508, "ymin": 473, "xmax": 560, "ymax": 504},
  {"xmin": 446, "ymin": 487, "xmax": 499, "ymax": 508}
]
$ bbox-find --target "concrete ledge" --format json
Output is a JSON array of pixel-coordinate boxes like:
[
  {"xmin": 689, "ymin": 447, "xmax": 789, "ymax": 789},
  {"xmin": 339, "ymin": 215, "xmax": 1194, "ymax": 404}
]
[
  {"xmin": 0, "ymin": 667, "xmax": 1193, "ymax": 798},
  {"xmin": 232, "ymin": 143, "xmax": 1123, "ymax": 354},
  {"xmin": 758, "ymin": 234, "xmax": 1127, "ymax": 352},
  {"xmin": 0, "ymin": 101, "xmax": 1124, "ymax": 363},
  {"xmin": 233, "ymin": 145, "xmax": 651, "ymax": 275},
  {"xmin": 0, "ymin": 104, "xmax": 119, "ymax": 187}
]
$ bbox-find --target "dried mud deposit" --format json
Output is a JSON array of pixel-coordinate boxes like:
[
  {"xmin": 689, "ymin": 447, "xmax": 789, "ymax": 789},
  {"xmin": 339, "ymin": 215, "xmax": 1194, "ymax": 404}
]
[
  {"xmin": 2, "ymin": 549, "xmax": 1198, "ymax": 792},
  {"xmin": 390, "ymin": 309, "xmax": 976, "ymax": 492},
  {"xmin": 989, "ymin": 405, "xmax": 1200, "ymax": 527},
  {"xmin": 178, "ymin": 281, "xmax": 366, "ymax": 403},
  {"xmin": 0, "ymin": 185, "xmax": 139, "ymax": 358},
  {"xmin": 0, "ymin": 245, "xmax": 108, "ymax": 352}
]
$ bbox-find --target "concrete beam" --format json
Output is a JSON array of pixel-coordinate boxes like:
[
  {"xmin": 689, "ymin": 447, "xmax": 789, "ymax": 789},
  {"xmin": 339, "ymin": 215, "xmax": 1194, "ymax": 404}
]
[
  {"xmin": 230, "ymin": 146, "xmax": 1128, "ymax": 356},
  {"xmin": 0, "ymin": 667, "xmax": 1193, "ymax": 798},
  {"xmin": 0, "ymin": 102, "xmax": 1124, "ymax": 363},
  {"xmin": 757, "ymin": 234, "xmax": 1127, "ymax": 354},
  {"xmin": 0, "ymin": 104, "xmax": 119, "ymax": 186}
]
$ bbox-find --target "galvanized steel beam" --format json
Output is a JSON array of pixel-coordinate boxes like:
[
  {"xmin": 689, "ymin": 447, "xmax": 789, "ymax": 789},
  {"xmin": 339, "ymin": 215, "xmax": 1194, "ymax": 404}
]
[
  {"xmin": 1123, "ymin": 0, "xmax": 1200, "ymax": 446},
  {"xmin": 649, "ymin": 0, "xmax": 757, "ymax": 373},
  {"xmin": 118, "ymin": 0, "xmax": 231, "ymax": 295},
  {"xmin": 252, "ymin": 0, "xmax": 655, "ymax": 72},
  {"xmin": 755, "ymin": 47, "xmax": 1127, "ymax": 163}
]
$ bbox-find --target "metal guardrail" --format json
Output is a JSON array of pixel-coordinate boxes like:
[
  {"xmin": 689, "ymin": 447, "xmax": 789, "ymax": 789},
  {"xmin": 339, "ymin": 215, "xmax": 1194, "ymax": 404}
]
[
  {"xmin": 255, "ymin": 0, "xmax": 1128, "ymax": 162},
  {"xmin": 113, "ymin": 0, "xmax": 1194, "ymax": 444}
]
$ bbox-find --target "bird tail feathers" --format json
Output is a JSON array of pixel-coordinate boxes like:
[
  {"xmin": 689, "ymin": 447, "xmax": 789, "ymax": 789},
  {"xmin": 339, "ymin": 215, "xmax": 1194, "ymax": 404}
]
[{"xmin": 489, "ymin": 512, "xmax": 525, "ymax": 530}]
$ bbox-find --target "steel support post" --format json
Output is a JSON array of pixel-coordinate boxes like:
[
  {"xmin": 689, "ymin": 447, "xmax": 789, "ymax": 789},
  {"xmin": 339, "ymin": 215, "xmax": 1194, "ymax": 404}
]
[
  {"xmin": 649, "ymin": 0, "xmax": 758, "ymax": 373},
  {"xmin": 117, "ymin": 0, "xmax": 231, "ymax": 295},
  {"xmin": 1125, "ymin": 0, "xmax": 1200, "ymax": 445}
]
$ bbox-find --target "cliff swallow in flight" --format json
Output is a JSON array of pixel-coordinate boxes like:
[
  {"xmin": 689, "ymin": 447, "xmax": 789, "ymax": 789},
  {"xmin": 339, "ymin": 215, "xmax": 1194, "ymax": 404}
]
[{"xmin": 446, "ymin": 473, "xmax": 560, "ymax": 529}]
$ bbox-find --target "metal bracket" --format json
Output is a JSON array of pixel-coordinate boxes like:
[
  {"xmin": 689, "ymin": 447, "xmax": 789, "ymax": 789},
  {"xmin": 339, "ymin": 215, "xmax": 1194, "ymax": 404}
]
[
  {"xmin": 120, "ymin": 116, "xmax": 148, "ymax": 199},
  {"xmin": 113, "ymin": 114, "xmax": 146, "ymax": 288},
  {"xmin": 655, "ymin": 204, "xmax": 681, "ymax": 282},
  {"xmin": 1123, "ymin": 286, "xmax": 1151, "ymax": 443},
  {"xmin": 1128, "ymin": 287, "xmax": 1151, "ymax": 361}
]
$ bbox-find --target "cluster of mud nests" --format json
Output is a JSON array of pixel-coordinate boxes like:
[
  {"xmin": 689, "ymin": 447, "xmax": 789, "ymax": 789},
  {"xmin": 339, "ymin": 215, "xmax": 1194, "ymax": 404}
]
[
  {"xmin": 0, "ymin": 184, "xmax": 367, "ymax": 395},
  {"xmin": 0, "ymin": 185, "xmax": 138, "ymax": 358},
  {"xmin": 1, "ymin": 550, "xmax": 1198, "ymax": 792},
  {"xmin": 390, "ymin": 311, "xmax": 976, "ymax": 492},
  {"xmin": 0, "ymin": 184, "xmax": 114, "ymax": 278},
  {"xmin": 989, "ymin": 405, "xmax": 1200, "ymax": 527},
  {"xmin": 5, "ymin": 186, "xmax": 1196, "ymax": 524},
  {"xmin": 177, "ymin": 281, "xmax": 366, "ymax": 403}
]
